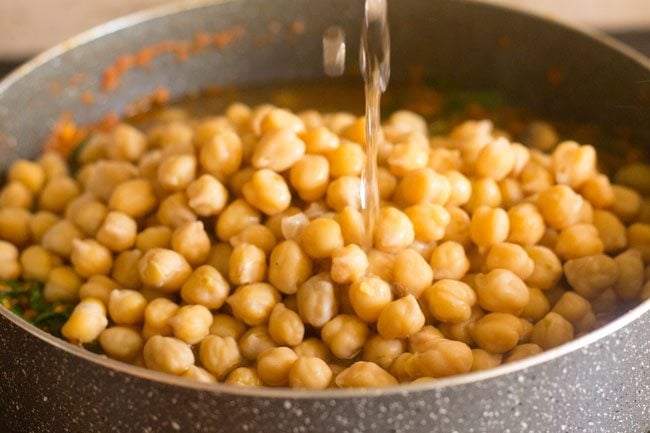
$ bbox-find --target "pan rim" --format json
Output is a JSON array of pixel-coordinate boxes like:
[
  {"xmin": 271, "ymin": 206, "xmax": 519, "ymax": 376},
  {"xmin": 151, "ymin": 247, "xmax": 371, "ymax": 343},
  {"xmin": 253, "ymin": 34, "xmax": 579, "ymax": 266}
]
[{"xmin": 1, "ymin": 0, "xmax": 650, "ymax": 399}]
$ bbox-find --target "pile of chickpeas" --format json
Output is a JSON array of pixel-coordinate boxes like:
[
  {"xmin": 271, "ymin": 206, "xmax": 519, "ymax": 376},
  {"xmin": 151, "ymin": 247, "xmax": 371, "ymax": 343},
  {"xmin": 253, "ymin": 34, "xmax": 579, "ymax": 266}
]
[{"xmin": 1, "ymin": 103, "xmax": 649, "ymax": 389}]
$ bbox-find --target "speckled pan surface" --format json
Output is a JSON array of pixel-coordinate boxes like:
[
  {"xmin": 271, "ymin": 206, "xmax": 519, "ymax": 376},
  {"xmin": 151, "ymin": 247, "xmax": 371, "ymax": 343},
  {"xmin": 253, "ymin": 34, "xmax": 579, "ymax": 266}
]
[{"xmin": 1, "ymin": 0, "xmax": 650, "ymax": 432}]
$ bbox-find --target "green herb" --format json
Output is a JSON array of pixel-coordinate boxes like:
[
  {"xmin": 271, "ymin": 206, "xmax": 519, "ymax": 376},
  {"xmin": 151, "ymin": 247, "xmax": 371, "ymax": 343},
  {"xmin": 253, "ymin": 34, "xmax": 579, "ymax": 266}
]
[
  {"xmin": 67, "ymin": 134, "xmax": 92, "ymax": 171},
  {"xmin": 445, "ymin": 90, "xmax": 503, "ymax": 114}
]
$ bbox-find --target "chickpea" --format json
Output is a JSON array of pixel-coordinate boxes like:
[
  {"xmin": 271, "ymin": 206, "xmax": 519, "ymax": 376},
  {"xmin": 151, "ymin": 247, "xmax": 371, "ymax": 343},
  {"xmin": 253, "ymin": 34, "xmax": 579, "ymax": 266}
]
[
  {"xmin": 198, "ymin": 335, "xmax": 242, "ymax": 379},
  {"xmin": 524, "ymin": 246, "xmax": 562, "ymax": 290},
  {"xmin": 412, "ymin": 339, "xmax": 473, "ymax": 378},
  {"xmin": 396, "ymin": 168, "xmax": 450, "ymax": 206},
  {"xmin": 215, "ymin": 199, "xmax": 261, "ymax": 242},
  {"xmin": 537, "ymin": 185, "xmax": 583, "ymax": 230},
  {"xmin": 43, "ymin": 266, "xmax": 82, "ymax": 303},
  {"xmin": 41, "ymin": 219, "xmax": 81, "ymax": 259},
  {"xmin": 627, "ymin": 223, "xmax": 650, "ymax": 262},
  {"xmin": 611, "ymin": 185, "xmax": 641, "ymax": 223},
  {"xmin": 405, "ymin": 203, "xmax": 450, "ymax": 242},
  {"xmin": 321, "ymin": 314, "xmax": 369, "ymax": 359},
  {"xmin": 297, "ymin": 273, "xmax": 339, "ymax": 327},
  {"xmin": 209, "ymin": 314, "xmax": 246, "ymax": 340},
  {"xmin": 242, "ymin": 169, "xmax": 291, "ymax": 216},
  {"xmin": 334, "ymin": 206, "xmax": 363, "ymax": 246},
  {"xmin": 498, "ymin": 178, "xmax": 523, "ymax": 210},
  {"xmin": 389, "ymin": 352, "xmax": 418, "ymax": 382},
  {"xmin": 99, "ymin": 326, "xmax": 143, "ymax": 362},
  {"xmin": 465, "ymin": 178, "xmax": 501, "ymax": 213},
  {"xmin": 135, "ymin": 226, "xmax": 172, "ymax": 252},
  {"xmin": 475, "ymin": 269, "xmax": 530, "ymax": 315},
  {"xmin": 105, "ymin": 178, "xmax": 156, "ymax": 219},
  {"xmin": 393, "ymin": 249, "xmax": 433, "ymax": 298},
  {"xmin": 299, "ymin": 218, "xmax": 344, "ymax": 258},
  {"xmin": 470, "ymin": 206, "xmax": 509, "ymax": 248},
  {"xmin": 471, "ymin": 313, "xmax": 524, "ymax": 353},
  {"xmin": 289, "ymin": 356, "xmax": 332, "ymax": 389},
  {"xmin": 424, "ymin": 279, "xmax": 476, "ymax": 323},
  {"xmin": 522, "ymin": 288, "xmax": 551, "ymax": 322},
  {"xmin": 78, "ymin": 275, "xmax": 118, "ymax": 305},
  {"xmin": 507, "ymin": 203, "xmax": 545, "ymax": 246},
  {"xmin": 0, "ymin": 181, "xmax": 33, "ymax": 209},
  {"xmin": 107, "ymin": 289, "xmax": 147, "ymax": 325},
  {"xmin": 300, "ymin": 126, "xmax": 339, "ymax": 154},
  {"xmin": 268, "ymin": 303, "xmax": 305, "ymax": 346},
  {"xmin": 551, "ymin": 292, "xmax": 592, "ymax": 325},
  {"xmin": 562, "ymin": 254, "xmax": 619, "ymax": 299},
  {"xmin": 0, "ymin": 241, "xmax": 20, "ymax": 280},
  {"xmin": 257, "ymin": 347, "xmax": 299, "ymax": 387},
  {"xmin": 407, "ymin": 326, "xmax": 443, "ymax": 353},
  {"xmin": 331, "ymin": 244, "xmax": 368, "ymax": 284},
  {"xmin": 107, "ymin": 123, "xmax": 147, "ymax": 161},
  {"xmin": 293, "ymin": 338, "xmax": 330, "ymax": 362},
  {"xmin": 109, "ymin": 249, "xmax": 142, "ymax": 290},
  {"xmin": 377, "ymin": 295, "xmax": 425, "ymax": 339},
  {"xmin": 613, "ymin": 249, "xmax": 644, "ymax": 300},
  {"xmin": 0, "ymin": 207, "xmax": 31, "ymax": 247},
  {"xmin": 70, "ymin": 238, "xmax": 113, "ymax": 278},
  {"xmin": 168, "ymin": 220, "xmax": 210, "ymax": 266},
  {"xmin": 181, "ymin": 366, "xmax": 216, "ymax": 383},
  {"xmin": 581, "ymin": 174, "xmax": 615, "ymax": 209},
  {"xmin": 592, "ymin": 209, "xmax": 627, "ymax": 253},
  {"xmin": 375, "ymin": 207, "xmax": 415, "ymax": 252},
  {"xmin": 96, "ymin": 211, "xmax": 137, "ymax": 252},
  {"xmin": 326, "ymin": 176, "xmax": 361, "ymax": 212},
  {"xmin": 471, "ymin": 349, "xmax": 502, "ymax": 371},
  {"xmin": 335, "ymin": 361, "xmax": 398, "ymax": 388},
  {"xmin": 442, "ymin": 207, "xmax": 472, "ymax": 247},
  {"xmin": 85, "ymin": 160, "xmax": 138, "ymax": 202},
  {"xmin": 226, "ymin": 283, "xmax": 280, "ymax": 326},
  {"xmin": 366, "ymin": 249, "xmax": 396, "ymax": 282},
  {"xmin": 555, "ymin": 224, "xmax": 604, "ymax": 260},
  {"xmin": 142, "ymin": 298, "xmax": 179, "ymax": 337},
  {"xmin": 186, "ymin": 174, "xmax": 228, "ymax": 217},
  {"xmin": 530, "ymin": 312, "xmax": 574, "ymax": 350},
  {"xmin": 504, "ymin": 344, "xmax": 543, "ymax": 363},
  {"xmin": 378, "ymin": 167, "xmax": 398, "ymax": 200},
  {"xmin": 138, "ymin": 248, "xmax": 192, "ymax": 292},
  {"xmin": 225, "ymin": 367, "xmax": 262, "ymax": 386},
  {"xmin": 157, "ymin": 192, "xmax": 197, "ymax": 229},
  {"xmin": 238, "ymin": 326, "xmax": 277, "ymax": 361},
  {"xmin": 260, "ymin": 108, "xmax": 305, "ymax": 134},
  {"xmin": 551, "ymin": 141, "xmax": 596, "ymax": 188},
  {"xmin": 61, "ymin": 298, "xmax": 108, "ymax": 343},
  {"xmin": 168, "ymin": 304, "xmax": 213, "ymax": 344},
  {"xmin": 252, "ymin": 128, "xmax": 305, "ymax": 172},
  {"xmin": 228, "ymin": 243, "xmax": 267, "ymax": 285},
  {"xmin": 328, "ymin": 141, "xmax": 365, "ymax": 178},
  {"xmin": 348, "ymin": 276, "xmax": 393, "ymax": 323},
  {"xmin": 362, "ymin": 335, "xmax": 406, "ymax": 371},
  {"xmin": 484, "ymin": 242, "xmax": 535, "ymax": 280},
  {"xmin": 198, "ymin": 129, "xmax": 243, "ymax": 180},
  {"xmin": 475, "ymin": 138, "xmax": 515, "ymax": 180},
  {"xmin": 29, "ymin": 211, "xmax": 59, "ymax": 244},
  {"xmin": 290, "ymin": 155, "xmax": 330, "ymax": 201},
  {"xmin": 8, "ymin": 159, "xmax": 46, "ymax": 193}
]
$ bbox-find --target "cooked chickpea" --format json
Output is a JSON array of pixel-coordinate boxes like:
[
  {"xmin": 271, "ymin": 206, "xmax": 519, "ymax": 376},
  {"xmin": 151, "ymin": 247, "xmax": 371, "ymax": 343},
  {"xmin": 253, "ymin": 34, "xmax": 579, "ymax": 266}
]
[
  {"xmin": 293, "ymin": 338, "xmax": 330, "ymax": 362},
  {"xmin": 530, "ymin": 312, "xmax": 574, "ymax": 350},
  {"xmin": 199, "ymin": 129, "xmax": 243, "ymax": 180},
  {"xmin": 498, "ymin": 178, "xmax": 524, "ymax": 209},
  {"xmin": 475, "ymin": 269, "xmax": 529, "ymax": 315},
  {"xmin": 471, "ymin": 313, "xmax": 524, "ymax": 353},
  {"xmin": 326, "ymin": 176, "xmax": 361, "ymax": 212},
  {"xmin": 522, "ymin": 288, "xmax": 551, "ymax": 322},
  {"xmin": 185, "ymin": 174, "xmax": 228, "ymax": 216},
  {"xmin": 157, "ymin": 192, "xmax": 197, "ymax": 229},
  {"xmin": 611, "ymin": 185, "xmax": 641, "ymax": 223},
  {"xmin": 296, "ymin": 273, "xmax": 339, "ymax": 327},
  {"xmin": 392, "ymin": 249, "xmax": 433, "ymax": 298},
  {"xmin": 299, "ymin": 218, "xmax": 344, "ymax": 258},
  {"xmin": 29, "ymin": 211, "xmax": 59, "ymax": 244},
  {"xmin": 555, "ymin": 224, "xmax": 604, "ymax": 260},
  {"xmin": 408, "ymin": 326, "xmax": 444, "ymax": 353},
  {"xmin": 143, "ymin": 298, "xmax": 179, "ymax": 337},
  {"xmin": 226, "ymin": 283, "xmax": 280, "ymax": 326},
  {"xmin": 225, "ymin": 367, "xmax": 262, "ymax": 386},
  {"xmin": 336, "ymin": 361, "xmax": 398, "ymax": 388},
  {"xmin": 613, "ymin": 249, "xmax": 644, "ymax": 300},
  {"xmin": 96, "ymin": 211, "xmax": 137, "ymax": 252},
  {"xmin": 328, "ymin": 141, "xmax": 365, "ymax": 178},
  {"xmin": 348, "ymin": 276, "xmax": 393, "ymax": 323},
  {"xmin": 321, "ymin": 314, "xmax": 369, "ymax": 359},
  {"xmin": 405, "ymin": 203, "xmax": 450, "ymax": 242},
  {"xmin": 397, "ymin": 168, "xmax": 450, "ymax": 206},
  {"xmin": 563, "ymin": 254, "xmax": 619, "ymax": 299},
  {"xmin": 424, "ymin": 279, "xmax": 476, "ymax": 323},
  {"xmin": 470, "ymin": 206, "xmax": 509, "ymax": 248},
  {"xmin": 465, "ymin": 178, "xmax": 501, "ymax": 213},
  {"xmin": 581, "ymin": 174, "xmax": 615, "ymax": 208},
  {"xmin": 0, "ymin": 181, "xmax": 33, "ymax": 209},
  {"xmin": 138, "ymin": 248, "xmax": 192, "ymax": 292},
  {"xmin": 290, "ymin": 155, "xmax": 330, "ymax": 201},
  {"xmin": 484, "ymin": 242, "xmax": 534, "ymax": 280},
  {"xmin": 504, "ymin": 343, "xmax": 543, "ymax": 363},
  {"xmin": 168, "ymin": 220, "xmax": 210, "ymax": 266},
  {"xmin": 110, "ymin": 249, "xmax": 142, "ymax": 290},
  {"xmin": 412, "ymin": 339, "xmax": 473, "ymax": 378},
  {"xmin": 252, "ymin": 128, "xmax": 305, "ymax": 172},
  {"xmin": 228, "ymin": 243, "xmax": 267, "ymax": 285},
  {"xmin": 43, "ymin": 266, "xmax": 82, "ymax": 303},
  {"xmin": 551, "ymin": 141, "xmax": 596, "ymax": 188},
  {"xmin": 78, "ymin": 275, "xmax": 118, "ymax": 305},
  {"xmin": 181, "ymin": 366, "xmax": 216, "ymax": 383},
  {"xmin": 475, "ymin": 138, "xmax": 515, "ymax": 180},
  {"xmin": 169, "ymin": 304, "xmax": 213, "ymax": 344},
  {"xmin": 61, "ymin": 298, "xmax": 108, "ymax": 343},
  {"xmin": 108, "ymin": 178, "xmax": 157, "ymax": 219},
  {"xmin": 592, "ymin": 209, "xmax": 627, "ymax": 253},
  {"xmin": 524, "ymin": 246, "xmax": 562, "ymax": 290},
  {"xmin": 238, "ymin": 326, "xmax": 277, "ymax": 361},
  {"xmin": 215, "ymin": 199, "xmax": 261, "ymax": 241},
  {"xmin": 374, "ymin": 207, "xmax": 415, "ymax": 252},
  {"xmin": 551, "ymin": 292, "xmax": 592, "ymax": 325},
  {"xmin": 142, "ymin": 335, "xmax": 195, "ymax": 375},
  {"xmin": 70, "ymin": 238, "xmax": 113, "ymax": 278},
  {"xmin": 445, "ymin": 170, "xmax": 472, "ymax": 206},
  {"xmin": 198, "ymin": 335, "xmax": 242, "ymax": 379},
  {"xmin": 242, "ymin": 169, "xmax": 291, "ymax": 216},
  {"xmin": 0, "ymin": 241, "xmax": 21, "ymax": 280},
  {"xmin": 0, "ymin": 207, "xmax": 31, "ymax": 247},
  {"xmin": 99, "ymin": 326, "xmax": 144, "ymax": 362},
  {"xmin": 627, "ymin": 223, "xmax": 650, "ymax": 262},
  {"xmin": 108, "ymin": 289, "xmax": 147, "ymax": 325},
  {"xmin": 289, "ymin": 356, "xmax": 332, "ymax": 389},
  {"xmin": 331, "ymin": 244, "xmax": 368, "ymax": 284},
  {"xmin": 268, "ymin": 303, "xmax": 305, "ymax": 346},
  {"xmin": 9, "ymin": 159, "xmax": 46, "ymax": 193},
  {"xmin": 537, "ymin": 185, "xmax": 583, "ymax": 230},
  {"xmin": 208, "ymin": 314, "xmax": 244, "ymax": 340},
  {"xmin": 377, "ymin": 295, "xmax": 425, "ymax": 339},
  {"xmin": 257, "ymin": 347, "xmax": 299, "ymax": 387},
  {"xmin": 507, "ymin": 203, "xmax": 545, "ymax": 246},
  {"xmin": 442, "ymin": 207, "xmax": 472, "ymax": 247},
  {"xmin": 360, "ymin": 335, "xmax": 406, "ymax": 371},
  {"xmin": 471, "ymin": 348, "xmax": 502, "ymax": 371},
  {"xmin": 135, "ymin": 226, "xmax": 172, "ymax": 252}
]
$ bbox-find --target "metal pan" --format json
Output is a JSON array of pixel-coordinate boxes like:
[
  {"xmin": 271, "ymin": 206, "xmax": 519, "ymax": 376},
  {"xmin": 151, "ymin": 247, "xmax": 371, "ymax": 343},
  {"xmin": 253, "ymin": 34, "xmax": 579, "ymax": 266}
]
[{"xmin": 1, "ymin": 0, "xmax": 649, "ymax": 432}]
